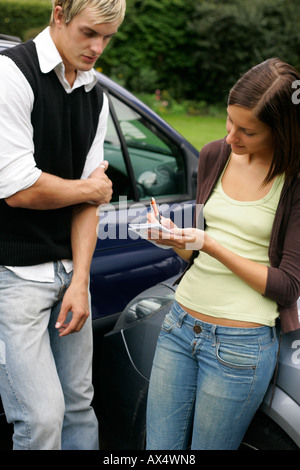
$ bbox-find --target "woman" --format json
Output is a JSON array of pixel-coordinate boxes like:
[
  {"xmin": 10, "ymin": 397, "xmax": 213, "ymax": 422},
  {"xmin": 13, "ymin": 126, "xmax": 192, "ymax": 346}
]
[{"xmin": 146, "ymin": 58, "xmax": 300, "ymax": 450}]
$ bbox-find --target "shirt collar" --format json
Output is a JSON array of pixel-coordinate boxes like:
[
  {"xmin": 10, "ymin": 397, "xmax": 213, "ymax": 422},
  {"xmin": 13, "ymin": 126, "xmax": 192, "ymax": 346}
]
[{"xmin": 33, "ymin": 27, "xmax": 98, "ymax": 92}]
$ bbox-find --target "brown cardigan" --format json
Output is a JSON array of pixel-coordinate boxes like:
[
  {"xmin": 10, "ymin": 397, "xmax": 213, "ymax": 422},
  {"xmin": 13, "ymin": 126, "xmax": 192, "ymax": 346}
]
[{"xmin": 176, "ymin": 138, "xmax": 300, "ymax": 334}]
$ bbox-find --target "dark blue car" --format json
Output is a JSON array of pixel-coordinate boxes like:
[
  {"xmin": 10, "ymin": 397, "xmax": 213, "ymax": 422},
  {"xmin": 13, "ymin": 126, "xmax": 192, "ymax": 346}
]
[
  {"xmin": 0, "ymin": 35, "xmax": 199, "ymax": 449},
  {"xmin": 2, "ymin": 35, "xmax": 299, "ymax": 452},
  {"xmin": 89, "ymin": 71, "xmax": 198, "ymax": 321}
]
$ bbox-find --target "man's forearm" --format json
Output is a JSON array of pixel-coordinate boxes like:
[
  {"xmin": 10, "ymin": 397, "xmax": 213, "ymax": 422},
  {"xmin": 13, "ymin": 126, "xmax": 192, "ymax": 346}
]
[
  {"xmin": 55, "ymin": 203, "xmax": 99, "ymax": 337},
  {"xmin": 71, "ymin": 203, "xmax": 99, "ymax": 286},
  {"xmin": 5, "ymin": 166, "xmax": 112, "ymax": 209}
]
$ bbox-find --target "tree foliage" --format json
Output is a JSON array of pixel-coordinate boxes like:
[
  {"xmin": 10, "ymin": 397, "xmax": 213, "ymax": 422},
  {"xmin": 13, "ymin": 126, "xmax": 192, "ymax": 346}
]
[
  {"xmin": 0, "ymin": 1, "xmax": 51, "ymax": 39},
  {"xmin": 186, "ymin": 0, "xmax": 300, "ymax": 103},
  {"xmin": 99, "ymin": 0, "xmax": 197, "ymax": 97},
  {"xmin": 100, "ymin": 0, "xmax": 300, "ymax": 103},
  {"xmin": 1, "ymin": 0, "xmax": 300, "ymax": 104}
]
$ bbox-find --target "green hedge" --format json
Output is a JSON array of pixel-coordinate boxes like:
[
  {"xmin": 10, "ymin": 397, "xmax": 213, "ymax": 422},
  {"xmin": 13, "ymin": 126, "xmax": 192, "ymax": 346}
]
[
  {"xmin": 97, "ymin": 0, "xmax": 197, "ymax": 98},
  {"xmin": 186, "ymin": 0, "xmax": 300, "ymax": 103},
  {"xmin": 1, "ymin": 0, "xmax": 300, "ymax": 106},
  {"xmin": 0, "ymin": 1, "xmax": 51, "ymax": 39},
  {"xmin": 98, "ymin": 0, "xmax": 300, "ymax": 104}
]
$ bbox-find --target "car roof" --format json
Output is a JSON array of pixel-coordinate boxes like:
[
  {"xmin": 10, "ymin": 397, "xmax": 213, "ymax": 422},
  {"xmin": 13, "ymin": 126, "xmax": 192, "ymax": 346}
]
[{"xmin": 0, "ymin": 34, "xmax": 21, "ymax": 50}]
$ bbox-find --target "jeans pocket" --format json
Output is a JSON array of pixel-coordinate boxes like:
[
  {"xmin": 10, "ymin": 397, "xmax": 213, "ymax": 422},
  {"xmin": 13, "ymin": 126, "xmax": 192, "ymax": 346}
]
[{"xmin": 216, "ymin": 341, "xmax": 257, "ymax": 378}]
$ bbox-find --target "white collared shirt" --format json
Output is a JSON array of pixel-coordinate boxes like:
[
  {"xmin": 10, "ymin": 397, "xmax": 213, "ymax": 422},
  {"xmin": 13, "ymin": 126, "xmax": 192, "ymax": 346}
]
[{"xmin": 0, "ymin": 27, "xmax": 109, "ymax": 281}]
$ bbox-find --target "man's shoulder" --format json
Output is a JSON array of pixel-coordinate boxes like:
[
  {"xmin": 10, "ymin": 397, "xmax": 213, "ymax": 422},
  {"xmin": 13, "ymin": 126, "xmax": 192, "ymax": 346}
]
[
  {"xmin": 0, "ymin": 40, "xmax": 39, "ymax": 94},
  {"xmin": 0, "ymin": 44, "xmax": 36, "ymax": 102},
  {"xmin": 0, "ymin": 39, "xmax": 35, "ymax": 59},
  {"xmin": 0, "ymin": 40, "xmax": 38, "ymax": 76}
]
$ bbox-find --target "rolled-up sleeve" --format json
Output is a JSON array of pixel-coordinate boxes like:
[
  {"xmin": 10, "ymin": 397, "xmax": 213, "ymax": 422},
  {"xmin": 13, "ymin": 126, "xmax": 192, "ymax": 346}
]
[
  {"xmin": 80, "ymin": 93, "xmax": 109, "ymax": 179},
  {"xmin": 0, "ymin": 56, "xmax": 42, "ymax": 199}
]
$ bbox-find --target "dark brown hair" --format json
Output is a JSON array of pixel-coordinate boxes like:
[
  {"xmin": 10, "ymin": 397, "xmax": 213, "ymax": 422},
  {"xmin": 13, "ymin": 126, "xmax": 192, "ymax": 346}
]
[{"xmin": 228, "ymin": 58, "xmax": 300, "ymax": 184}]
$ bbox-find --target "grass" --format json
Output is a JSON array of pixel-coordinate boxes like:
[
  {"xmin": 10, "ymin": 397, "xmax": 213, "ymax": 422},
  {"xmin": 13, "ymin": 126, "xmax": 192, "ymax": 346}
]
[{"xmin": 163, "ymin": 113, "xmax": 227, "ymax": 151}]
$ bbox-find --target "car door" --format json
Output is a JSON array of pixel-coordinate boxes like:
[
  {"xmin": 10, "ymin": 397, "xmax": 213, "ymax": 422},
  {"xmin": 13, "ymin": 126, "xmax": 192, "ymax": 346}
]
[{"xmin": 90, "ymin": 77, "xmax": 199, "ymax": 320}]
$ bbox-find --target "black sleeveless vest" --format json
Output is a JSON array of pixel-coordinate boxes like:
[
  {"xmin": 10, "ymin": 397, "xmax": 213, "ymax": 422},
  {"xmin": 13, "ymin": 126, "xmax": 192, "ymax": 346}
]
[{"xmin": 0, "ymin": 40, "xmax": 103, "ymax": 265}]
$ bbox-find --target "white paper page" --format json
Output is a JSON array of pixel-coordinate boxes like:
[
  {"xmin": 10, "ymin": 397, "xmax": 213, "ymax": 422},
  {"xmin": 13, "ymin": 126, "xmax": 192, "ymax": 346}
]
[{"xmin": 128, "ymin": 223, "xmax": 172, "ymax": 249}]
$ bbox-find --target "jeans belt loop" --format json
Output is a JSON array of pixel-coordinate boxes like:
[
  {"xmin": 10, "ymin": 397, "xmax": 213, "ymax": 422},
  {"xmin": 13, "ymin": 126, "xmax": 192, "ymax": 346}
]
[
  {"xmin": 177, "ymin": 312, "xmax": 186, "ymax": 328},
  {"xmin": 211, "ymin": 324, "xmax": 217, "ymax": 346}
]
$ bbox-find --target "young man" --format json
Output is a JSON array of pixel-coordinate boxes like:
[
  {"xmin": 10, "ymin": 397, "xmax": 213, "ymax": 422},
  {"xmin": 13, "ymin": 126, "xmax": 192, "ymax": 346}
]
[{"xmin": 0, "ymin": 0, "xmax": 126, "ymax": 450}]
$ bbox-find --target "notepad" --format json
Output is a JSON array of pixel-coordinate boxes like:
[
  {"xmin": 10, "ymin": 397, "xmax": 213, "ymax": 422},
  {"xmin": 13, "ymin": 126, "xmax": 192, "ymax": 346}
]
[{"xmin": 128, "ymin": 223, "xmax": 172, "ymax": 249}]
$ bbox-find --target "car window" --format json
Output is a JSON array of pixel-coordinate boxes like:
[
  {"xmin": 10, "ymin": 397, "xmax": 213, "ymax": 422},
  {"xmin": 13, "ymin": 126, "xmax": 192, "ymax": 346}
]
[{"xmin": 104, "ymin": 95, "xmax": 186, "ymax": 203}]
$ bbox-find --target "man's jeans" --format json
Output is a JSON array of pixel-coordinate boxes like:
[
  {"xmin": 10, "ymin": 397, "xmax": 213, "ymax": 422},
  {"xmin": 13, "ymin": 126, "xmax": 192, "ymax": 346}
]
[
  {"xmin": 0, "ymin": 262, "xmax": 99, "ymax": 450},
  {"xmin": 146, "ymin": 300, "xmax": 278, "ymax": 450}
]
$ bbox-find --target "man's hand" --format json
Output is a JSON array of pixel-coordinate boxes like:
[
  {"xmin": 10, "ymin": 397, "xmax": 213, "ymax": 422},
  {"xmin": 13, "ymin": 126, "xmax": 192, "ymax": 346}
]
[
  {"xmin": 88, "ymin": 160, "xmax": 113, "ymax": 205},
  {"xmin": 55, "ymin": 281, "xmax": 90, "ymax": 337},
  {"xmin": 5, "ymin": 161, "xmax": 113, "ymax": 210}
]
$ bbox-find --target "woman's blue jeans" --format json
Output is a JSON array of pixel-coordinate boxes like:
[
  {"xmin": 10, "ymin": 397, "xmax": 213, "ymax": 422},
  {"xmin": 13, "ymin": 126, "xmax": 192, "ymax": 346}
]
[
  {"xmin": 0, "ymin": 262, "xmax": 99, "ymax": 450},
  {"xmin": 146, "ymin": 300, "xmax": 278, "ymax": 450}
]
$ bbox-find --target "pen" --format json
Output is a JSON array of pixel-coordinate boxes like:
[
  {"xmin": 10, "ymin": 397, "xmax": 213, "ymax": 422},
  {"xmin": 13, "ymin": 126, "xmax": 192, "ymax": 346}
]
[{"xmin": 151, "ymin": 197, "xmax": 161, "ymax": 223}]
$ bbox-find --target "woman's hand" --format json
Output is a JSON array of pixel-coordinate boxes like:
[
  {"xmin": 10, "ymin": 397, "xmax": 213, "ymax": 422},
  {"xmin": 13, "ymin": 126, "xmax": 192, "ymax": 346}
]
[
  {"xmin": 147, "ymin": 213, "xmax": 269, "ymax": 295},
  {"xmin": 147, "ymin": 213, "xmax": 204, "ymax": 254}
]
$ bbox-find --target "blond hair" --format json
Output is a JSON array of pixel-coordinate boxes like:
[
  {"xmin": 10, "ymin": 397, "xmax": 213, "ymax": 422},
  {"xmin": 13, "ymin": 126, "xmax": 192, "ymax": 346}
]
[{"xmin": 50, "ymin": 0, "xmax": 126, "ymax": 26}]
